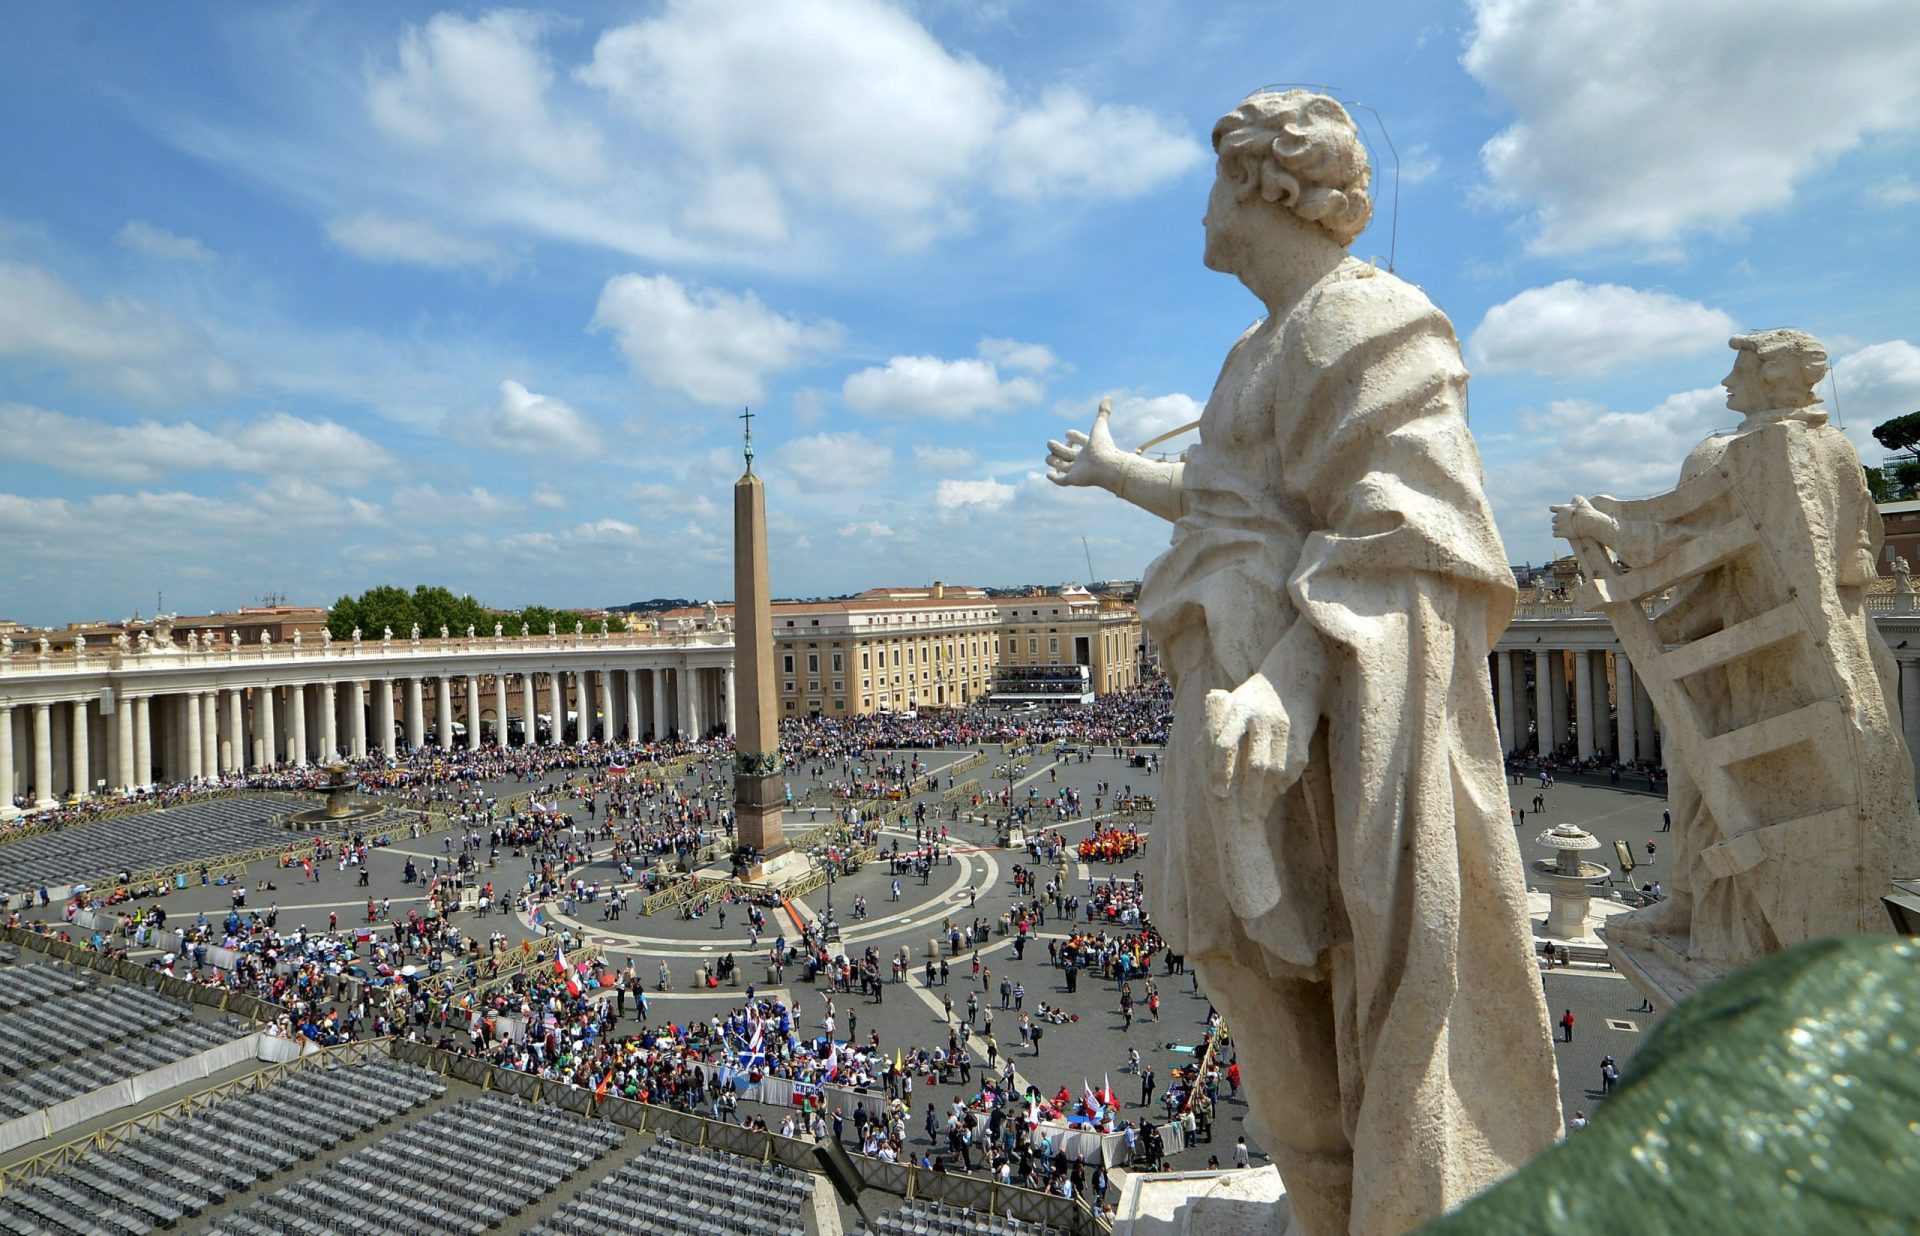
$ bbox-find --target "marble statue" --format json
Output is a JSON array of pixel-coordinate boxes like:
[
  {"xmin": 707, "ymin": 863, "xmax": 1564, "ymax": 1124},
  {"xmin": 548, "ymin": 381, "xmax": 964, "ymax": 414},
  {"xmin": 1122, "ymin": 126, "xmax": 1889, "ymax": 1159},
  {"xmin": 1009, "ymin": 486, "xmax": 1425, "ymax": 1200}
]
[
  {"xmin": 352, "ymin": 627, "xmax": 363, "ymax": 645},
  {"xmin": 547, "ymin": 621, "xmax": 556, "ymax": 637},
  {"xmin": 73, "ymin": 633, "xmax": 86, "ymax": 655},
  {"xmin": 154, "ymin": 616, "xmax": 174, "ymax": 646},
  {"xmin": 599, "ymin": 618, "xmax": 609, "ymax": 636},
  {"xmin": 1, "ymin": 635, "xmax": 12, "ymax": 657},
  {"xmin": 467, "ymin": 624, "xmax": 476, "ymax": 640},
  {"xmin": 1895, "ymin": 556, "xmax": 1913, "ymax": 593},
  {"xmin": 439, "ymin": 625, "xmax": 449, "ymax": 641},
  {"xmin": 187, "ymin": 632, "xmax": 199, "ymax": 652},
  {"xmin": 409, "ymin": 623, "xmax": 420, "ymax": 642},
  {"xmin": 382, "ymin": 626, "xmax": 392, "ymax": 644},
  {"xmin": 113, "ymin": 632, "xmax": 129, "ymax": 653},
  {"xmin": 321, "ymin": 628, "xmax": 332, "ymax": 647},
  {"xmin": 574, "ymin": 620, "xmax": 584, "ymax": 637},
  {"xmin": 256, "ymin": 632, "xmax": 269, "ymax": 650},
  {"xmin": 494, "ymin": 622, "xmax": 504, "ymax": 639},
  {"xmin": 1045, "ymin": 89, "xmax": 1560, "ymax": 1235},
  {"xmin": 37, "ymin": 637, "xmax": 50, "ymax": 657},
  {"xmin": 1554, "ymin": 330, "xmax": 1920, "ymax": 984},
  {"xmin": 137, "ymin": 631, "xmax": 152, "ymax": 653},
  {"xmin": 291, "ymin": 629, "xmax": 302, "ymax": 648},
  {"xmin": 521, "ymin": 623, "xmax": 530, "ymax": 639}
]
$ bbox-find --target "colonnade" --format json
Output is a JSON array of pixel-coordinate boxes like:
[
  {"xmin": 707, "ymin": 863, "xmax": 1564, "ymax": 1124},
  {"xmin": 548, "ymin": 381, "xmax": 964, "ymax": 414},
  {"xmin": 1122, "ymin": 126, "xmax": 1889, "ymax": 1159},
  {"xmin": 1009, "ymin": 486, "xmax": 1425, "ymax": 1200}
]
[
  {"xmin": 1, "ymin": 651, "xmax": 733, "ymax": 816},
  {"xmin": 1488, "ymin": 646, "xmax": 1661, "ymax": 765}
]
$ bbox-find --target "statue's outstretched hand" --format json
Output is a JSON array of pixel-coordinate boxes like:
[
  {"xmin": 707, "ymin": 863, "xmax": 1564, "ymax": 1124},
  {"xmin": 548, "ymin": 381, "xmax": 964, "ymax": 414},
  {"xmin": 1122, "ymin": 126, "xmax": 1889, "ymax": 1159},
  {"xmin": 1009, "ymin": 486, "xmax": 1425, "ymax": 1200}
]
[
  {"xmin": 1550, "ymin": 495, "xmax": 1615, "ymax": 544},
  {"xmin": 1046, "ymin": 397, "xmax": 1123, "ymax": 490},
  {"xmin": 1204, "ymin": 673, "xmax": 1312, "ymax": 799}
]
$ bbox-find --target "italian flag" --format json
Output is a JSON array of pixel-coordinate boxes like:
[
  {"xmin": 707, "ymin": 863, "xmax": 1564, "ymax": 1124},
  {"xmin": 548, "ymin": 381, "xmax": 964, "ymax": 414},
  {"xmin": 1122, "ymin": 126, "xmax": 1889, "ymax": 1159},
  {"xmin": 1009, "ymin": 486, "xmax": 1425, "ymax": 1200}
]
[{"xmin": 555, "ymin": 946, "xmax": 582, "ymax": 998}]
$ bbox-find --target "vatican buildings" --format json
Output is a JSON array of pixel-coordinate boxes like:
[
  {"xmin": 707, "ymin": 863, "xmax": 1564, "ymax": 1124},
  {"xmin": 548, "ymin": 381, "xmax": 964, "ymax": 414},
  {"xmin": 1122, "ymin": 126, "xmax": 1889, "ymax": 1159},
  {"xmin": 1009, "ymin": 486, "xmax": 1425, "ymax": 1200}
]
[{"xmin": 13, "ymin": 571, "xmax": 1920, "ymax": 813}]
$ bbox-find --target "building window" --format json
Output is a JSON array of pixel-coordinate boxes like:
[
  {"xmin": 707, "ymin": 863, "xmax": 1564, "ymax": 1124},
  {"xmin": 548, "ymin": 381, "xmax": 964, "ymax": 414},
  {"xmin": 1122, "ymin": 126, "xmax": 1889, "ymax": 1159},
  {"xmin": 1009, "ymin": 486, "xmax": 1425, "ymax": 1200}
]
[
  {"xmin": 834, "ymin": 699, "xmax": 844, "ymax": 710},
  {"xmin": 809, "ymin": 680, "xmax": 820, "ymax": 692},
  {"xmin": 861, "ymin": 651, "xmax": 871, "ymax": 670},
  {"xmin": 807, "ymin": 653, "xmax": 819, "ymax": 673},
  {"xmin": 785, "ymin": 701, "xmax": 795, "ymax": 710},
  {"xmin": 1049, "ymin": 637, "xmax": 1059, "ymax": 654},
  {"xmin": 1028, "ymin": 638, "xmax": 1038, "ymax": 654},
  {"xmin": 783, "ymin": 654, "xmax": 794, "ymax": 674},
  {"xmin": 811, "ymin": 619, "xmax": 820, "ymax": 626},
  {"xmin": 893, "ymin": 649, "xmax": 901, "ymax": 667},
  {"xmin": 833, "ymin": 680, "xmax": 843, "ymax": 691},
  {"xmin": 831, "ymin": 652, "xmax": 843, "ymax": 672}
]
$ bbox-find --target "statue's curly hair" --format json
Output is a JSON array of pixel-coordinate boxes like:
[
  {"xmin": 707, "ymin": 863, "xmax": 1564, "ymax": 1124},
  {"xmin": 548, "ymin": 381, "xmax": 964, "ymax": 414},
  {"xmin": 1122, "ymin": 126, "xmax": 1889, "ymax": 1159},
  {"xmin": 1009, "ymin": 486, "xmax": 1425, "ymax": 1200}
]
[
  {"xmin": 1212, "ymin": 90, "xmax": 1372, "ymax": 247},
  {"xmin": 1731, "ymin": 329, "xmax": 1828, "ymax": 406}
]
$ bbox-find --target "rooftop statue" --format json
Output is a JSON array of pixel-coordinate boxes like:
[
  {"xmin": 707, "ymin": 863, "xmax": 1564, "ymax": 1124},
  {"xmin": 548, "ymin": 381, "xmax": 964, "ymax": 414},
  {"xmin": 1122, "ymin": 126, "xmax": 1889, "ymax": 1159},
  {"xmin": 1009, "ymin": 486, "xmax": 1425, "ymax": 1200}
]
[
  {"xmin": 1045, "ymin": 89, "xmax": 1560, "ymax": 1235},
  {"xmin": 1555, "ymin": 330, "xmax": 1920, "ymax": 997}
]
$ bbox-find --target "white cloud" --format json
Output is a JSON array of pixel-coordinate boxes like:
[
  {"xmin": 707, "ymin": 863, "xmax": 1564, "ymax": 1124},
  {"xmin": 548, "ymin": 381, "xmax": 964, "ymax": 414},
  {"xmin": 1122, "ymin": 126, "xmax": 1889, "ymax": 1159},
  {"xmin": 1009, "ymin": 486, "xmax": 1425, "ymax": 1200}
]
[
  {"xmin": 1099, "ymin": 391, "xmax": 1202, "ymax": 452},
  {"xmin": 581, "ymin": 0, "xmax": 1197, "ymax": 243},
  {"xmin": 1867, "ymin": 177, "xmax": 1920, "ymax": 208},
  {"xmin": 1837, "ymin": 340, "xmax": 1920, "ymax": 454},
  {"xmin": 838, "ymin": 520, "xmax": 896, "ymax": 539},
  {"xmin": 845, "ymin": 356, "xmax": 1042, "ymax": 420},
  {"xmin": 115, "ymin": 220, "xmax": 215, "ymax": 262},
  {"xmin": 0, "ymin": 261, "xmax": 239, "ymax": 402},
  {"xmin": 912, "ymin": 444, "xmax": 979, "ymax": 472},
  {"xmin": 1397, "ymin": 143, "xmax": 1441, "ymax": 186},
  {"xmin": 366, "ymin": 10, "xmax": 606, "ymax": 187},
  {"xmin": 0, "ymin": 404, "xmax": 392, "ymax": 485},
  {"xmin": 992, "ymin": 88, "xmax": 1204, "ymax": 201},
  {"xmin": 531, "ymin": 486, "xmax": 568, "ymax": 511},
  {"xmin": 325, "ymin": 212, "xmax": 505, "ymax": 272},
  {"xmin": 1470, "ymin": 280, "xmax": 1735, "ymax": 379},
  {"xmin": 936, "ymin": 478, "xmax": 1015, "ymax": 511},
  {"xmin": 976, "ymin": 337, "xmax": 1059, "ymax": 374},
  {"xmin": 479, "ymin": 379, "xmax": 601, "ymax": 454},
  {"xmin": 777, "ymin": 431, "xmax": 893, "ymax": 491},
  {"xmin": 1463, "ymin": 0, "xmax": 1920, "ymax": 255},
  {"xmin": 591, "ymin": 273, "xmax": 844, "ymax": 406}
]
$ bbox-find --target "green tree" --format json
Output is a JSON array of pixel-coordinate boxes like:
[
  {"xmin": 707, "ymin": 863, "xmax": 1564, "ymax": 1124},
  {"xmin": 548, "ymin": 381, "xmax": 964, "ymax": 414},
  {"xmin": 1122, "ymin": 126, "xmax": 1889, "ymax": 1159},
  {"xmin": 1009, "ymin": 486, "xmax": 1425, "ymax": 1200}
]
[
  {"xmin": 326, "ymin": 594, "xmax": 361, "ymax": 640},
  {"xmin": 1872, "ymin": 411, "xmax": 1920, "ymax": 459},
  {"xmin": 353, "ymin": 585, "xmax": 418, "ymax": 638}
]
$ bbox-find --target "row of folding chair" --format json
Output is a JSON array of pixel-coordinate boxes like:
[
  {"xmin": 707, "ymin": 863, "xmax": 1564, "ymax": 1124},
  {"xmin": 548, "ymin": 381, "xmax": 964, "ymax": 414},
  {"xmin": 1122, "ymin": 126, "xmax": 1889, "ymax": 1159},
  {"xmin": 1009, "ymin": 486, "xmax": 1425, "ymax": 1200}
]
[
  {"xmin": 0, "ymin": 792, "xmax": 313, "ymax": 891},
  {"xmin": 0, "ymin": 1016, "xmax": 247, "ymax": 1116},
  {"xmin": 0, "ymin": 959, "xmax": 92, "ymax": 1011},
  {"xmin": 0, "ymin": 983, "xmax": 193, "ymax": 1076}
]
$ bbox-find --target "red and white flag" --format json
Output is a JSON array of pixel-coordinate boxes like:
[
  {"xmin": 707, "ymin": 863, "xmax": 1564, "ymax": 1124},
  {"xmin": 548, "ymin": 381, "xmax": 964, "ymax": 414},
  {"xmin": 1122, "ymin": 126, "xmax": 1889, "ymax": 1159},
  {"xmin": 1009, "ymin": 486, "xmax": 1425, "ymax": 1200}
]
[{"xmin": 555, "ymin": 945, "xmax": 582, "ymax": 997}]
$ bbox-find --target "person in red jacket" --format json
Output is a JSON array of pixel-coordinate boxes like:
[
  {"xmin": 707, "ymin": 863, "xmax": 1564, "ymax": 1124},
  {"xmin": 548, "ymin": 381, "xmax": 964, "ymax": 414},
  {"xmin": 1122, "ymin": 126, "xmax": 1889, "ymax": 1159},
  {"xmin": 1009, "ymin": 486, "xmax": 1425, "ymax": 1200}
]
[{"xmin": 1560, "ymin": 1009, "xmax": 1575, "ymax": 1042}]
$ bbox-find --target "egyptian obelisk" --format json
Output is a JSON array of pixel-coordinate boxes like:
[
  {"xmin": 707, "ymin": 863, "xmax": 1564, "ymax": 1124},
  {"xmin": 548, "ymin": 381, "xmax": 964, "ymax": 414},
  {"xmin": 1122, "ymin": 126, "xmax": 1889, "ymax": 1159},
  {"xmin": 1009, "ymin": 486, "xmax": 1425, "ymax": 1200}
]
[{"xmin": 733, "ymin": 409, "xmax": 787, "ymax": 863}]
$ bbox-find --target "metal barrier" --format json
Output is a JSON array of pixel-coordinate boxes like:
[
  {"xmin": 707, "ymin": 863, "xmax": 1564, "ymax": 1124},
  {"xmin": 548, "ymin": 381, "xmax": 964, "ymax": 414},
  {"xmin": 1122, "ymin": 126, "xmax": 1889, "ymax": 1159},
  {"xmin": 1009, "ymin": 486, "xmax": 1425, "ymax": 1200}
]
[
  {"xmin": 385, "ymin": 1040, "xmax": 1109, "ymax": 1233},
  {"xmin": 0, "ymin": 924, "xmax": 284, "ymax": 1024},
  {"xmin": 0, "ymin": 1039, "xmax": 385, "ymax": 1195}
]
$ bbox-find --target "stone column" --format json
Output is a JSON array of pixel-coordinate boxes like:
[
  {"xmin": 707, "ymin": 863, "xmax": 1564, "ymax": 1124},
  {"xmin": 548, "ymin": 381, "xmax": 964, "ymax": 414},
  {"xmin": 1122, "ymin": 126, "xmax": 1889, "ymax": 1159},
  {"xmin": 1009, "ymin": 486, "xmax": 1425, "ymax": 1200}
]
[
  {"xmin": 677, "ymin": 661, "xmax": 696, "ymax": 737},
  {"xmin": 288, "ymin": 683, "xmax": 308, "ymax": 767},
  {"xmin": 436, "ymin": 677, "xmax": 453, "ymax": 751},
  {"xmin": 350, "ymin": 681, "xmax": 368, "ymax": 758},
  {"xmin": 652, "ymin": 669, "xmax": 668, "ymax": 741},
  {"xmin": 223, "ymin": 689, "xmax": 243, "ymax": 775},
  {"xmin": 257, "ymin": 687, "xmax": 276, "ymax": 770},
  {"xmin": 547, "ymin": 672, "xmax": 564, "ymax": 745},
  {"xmin": 466, "ymin": 676, "xmax": 482, "ymax": 750},
  {"xmin": 1546, "ymin": 651, "xmax": 1568, "ymax": 751},
  {"xmin": 521, "ymin": 674, "xmax": 536, "ymax": 747},
  {"xmin": 134, "ymin": 695, "xmax": 153, "ymax": 789},
  {"xmin": 1532, "ymin": 649, "xmax": 1553, "ymax": 758},
  {"xmin": 69, "ymin": 698, "xmax": 91, "ymax": 800},
  {"xmin": 405, "ymin": 679, "xmax": 425, "ymax": 751},
  {"xmin": 1615, "ymin": 657, "xmax": 1636, "ymax": 765},
  {"xmin": 1903, "ymin": 660, "xmax": 1920, "ymax": 776},
  {"xmin": 377, "ymin": 681, "xmax": 398, "ymax": 758},
  {"xmin": 320, "ymin": 683, "xmax": 338, "ymax": 760},
  {"xmin": 600, "ymin": 670, "xmax": 617, "ymax": 743},
  {"xmin": 32, "ymin": 703, "xmax": 55, "ymax": 809},
  {"xmin": 0, "ymin": 707, "xmax": 15, "ymax": 818},
  {"xmin": 1493, "ymin": 653, "xmax": 1516, "ymax": 755},
  {"xmin": 576, "ymin": 671, "xmax": 594, "ymax": 746},
  {"xmin": 185, "ymin": 694, "xmax": 203, "ymax": 785},
  {"xmin": 492, "ymin": 675, "xmax": 507, "ymax": 749},
  {"xmin": 0, "ymin": 707, "xmax": 15, "ymax": 817},
  {"xmin": 200, "ymin": 693, "xmax": 219, "ymax": 781},
  {"xmin": 1633, "ymin": 676, "xmax": 1656, "ymax": 762},
  {"xmin": 725, "ymin": 666, "xmax": 736, "ymax": 736},
  {"xmin": 625, "ymin": 673, "xmax": 641, "ymax": 744},
  {"xmin": 1573, "ymin": 649, "xmax": 1595, "ymax": 761}
]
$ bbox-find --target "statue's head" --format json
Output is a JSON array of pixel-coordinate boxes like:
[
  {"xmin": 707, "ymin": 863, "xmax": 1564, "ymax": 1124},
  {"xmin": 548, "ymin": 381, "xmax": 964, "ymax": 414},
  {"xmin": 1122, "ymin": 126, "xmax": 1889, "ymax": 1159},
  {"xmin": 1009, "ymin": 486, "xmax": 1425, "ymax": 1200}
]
[
  {"xmin": 1726, "ymin": 329, "xmax": 1827, "ymax": 415},
  {"xmin": 1210, "ymin": 90, "xmax": 1372, "ymax": 252}
]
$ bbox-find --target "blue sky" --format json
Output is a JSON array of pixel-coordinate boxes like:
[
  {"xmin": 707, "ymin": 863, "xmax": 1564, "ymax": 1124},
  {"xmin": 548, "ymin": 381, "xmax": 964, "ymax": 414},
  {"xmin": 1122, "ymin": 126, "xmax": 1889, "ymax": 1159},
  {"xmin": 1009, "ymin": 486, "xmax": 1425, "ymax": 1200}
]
[{"xmin": 2, "ymin": 0, "xmax": 1916, "ymax": 626}]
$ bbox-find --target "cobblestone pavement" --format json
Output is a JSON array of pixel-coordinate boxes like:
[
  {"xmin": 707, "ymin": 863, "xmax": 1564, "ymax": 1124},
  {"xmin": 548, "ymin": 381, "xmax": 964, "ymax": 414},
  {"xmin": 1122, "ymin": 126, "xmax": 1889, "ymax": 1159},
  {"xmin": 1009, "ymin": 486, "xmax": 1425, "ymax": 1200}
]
[{"xmin": 60, "ymin": 744, "xmax": 1672, "ymax": 1162}]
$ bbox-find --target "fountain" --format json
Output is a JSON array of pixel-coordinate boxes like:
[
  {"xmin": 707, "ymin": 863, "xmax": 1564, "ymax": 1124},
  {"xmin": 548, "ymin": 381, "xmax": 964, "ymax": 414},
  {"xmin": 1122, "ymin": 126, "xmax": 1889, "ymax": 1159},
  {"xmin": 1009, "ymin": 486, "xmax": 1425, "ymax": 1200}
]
[
  {"xmin": 287, "ymin": 761, "xmax": 386, "ymax": 829},
  {"xmin": 1532, "ymin": 822, "xmax": 1611, "ymax": 940}
]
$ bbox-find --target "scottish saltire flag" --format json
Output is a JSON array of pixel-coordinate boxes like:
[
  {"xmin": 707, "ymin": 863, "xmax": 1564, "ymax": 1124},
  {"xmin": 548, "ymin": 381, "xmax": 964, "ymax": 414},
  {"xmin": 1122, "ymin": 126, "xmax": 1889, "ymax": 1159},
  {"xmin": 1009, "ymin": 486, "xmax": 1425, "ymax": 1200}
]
[{"xmin": 739, "ymin": 1023, "xmax": 766, "ymax": 1071}]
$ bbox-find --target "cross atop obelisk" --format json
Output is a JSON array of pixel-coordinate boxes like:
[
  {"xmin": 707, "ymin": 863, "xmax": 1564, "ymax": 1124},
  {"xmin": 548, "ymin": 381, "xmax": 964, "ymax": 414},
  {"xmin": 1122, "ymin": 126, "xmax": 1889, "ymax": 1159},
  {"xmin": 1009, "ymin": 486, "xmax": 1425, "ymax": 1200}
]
[{"xmin": 732, "ymin": 406, "xmax": 785, "ymax": 864}]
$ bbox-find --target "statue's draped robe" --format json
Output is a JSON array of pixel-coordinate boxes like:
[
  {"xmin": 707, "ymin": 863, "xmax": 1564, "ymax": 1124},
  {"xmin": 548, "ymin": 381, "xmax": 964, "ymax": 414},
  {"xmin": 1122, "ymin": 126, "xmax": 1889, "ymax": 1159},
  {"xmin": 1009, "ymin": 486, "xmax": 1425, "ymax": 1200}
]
[
  {"xmin": 1607, "ymin": 416, "xmax": 1920, "ymax": 964},
  {"xmin": 1142, "ymin": 259, "xmax": 1561, "ymax": 1235}
]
